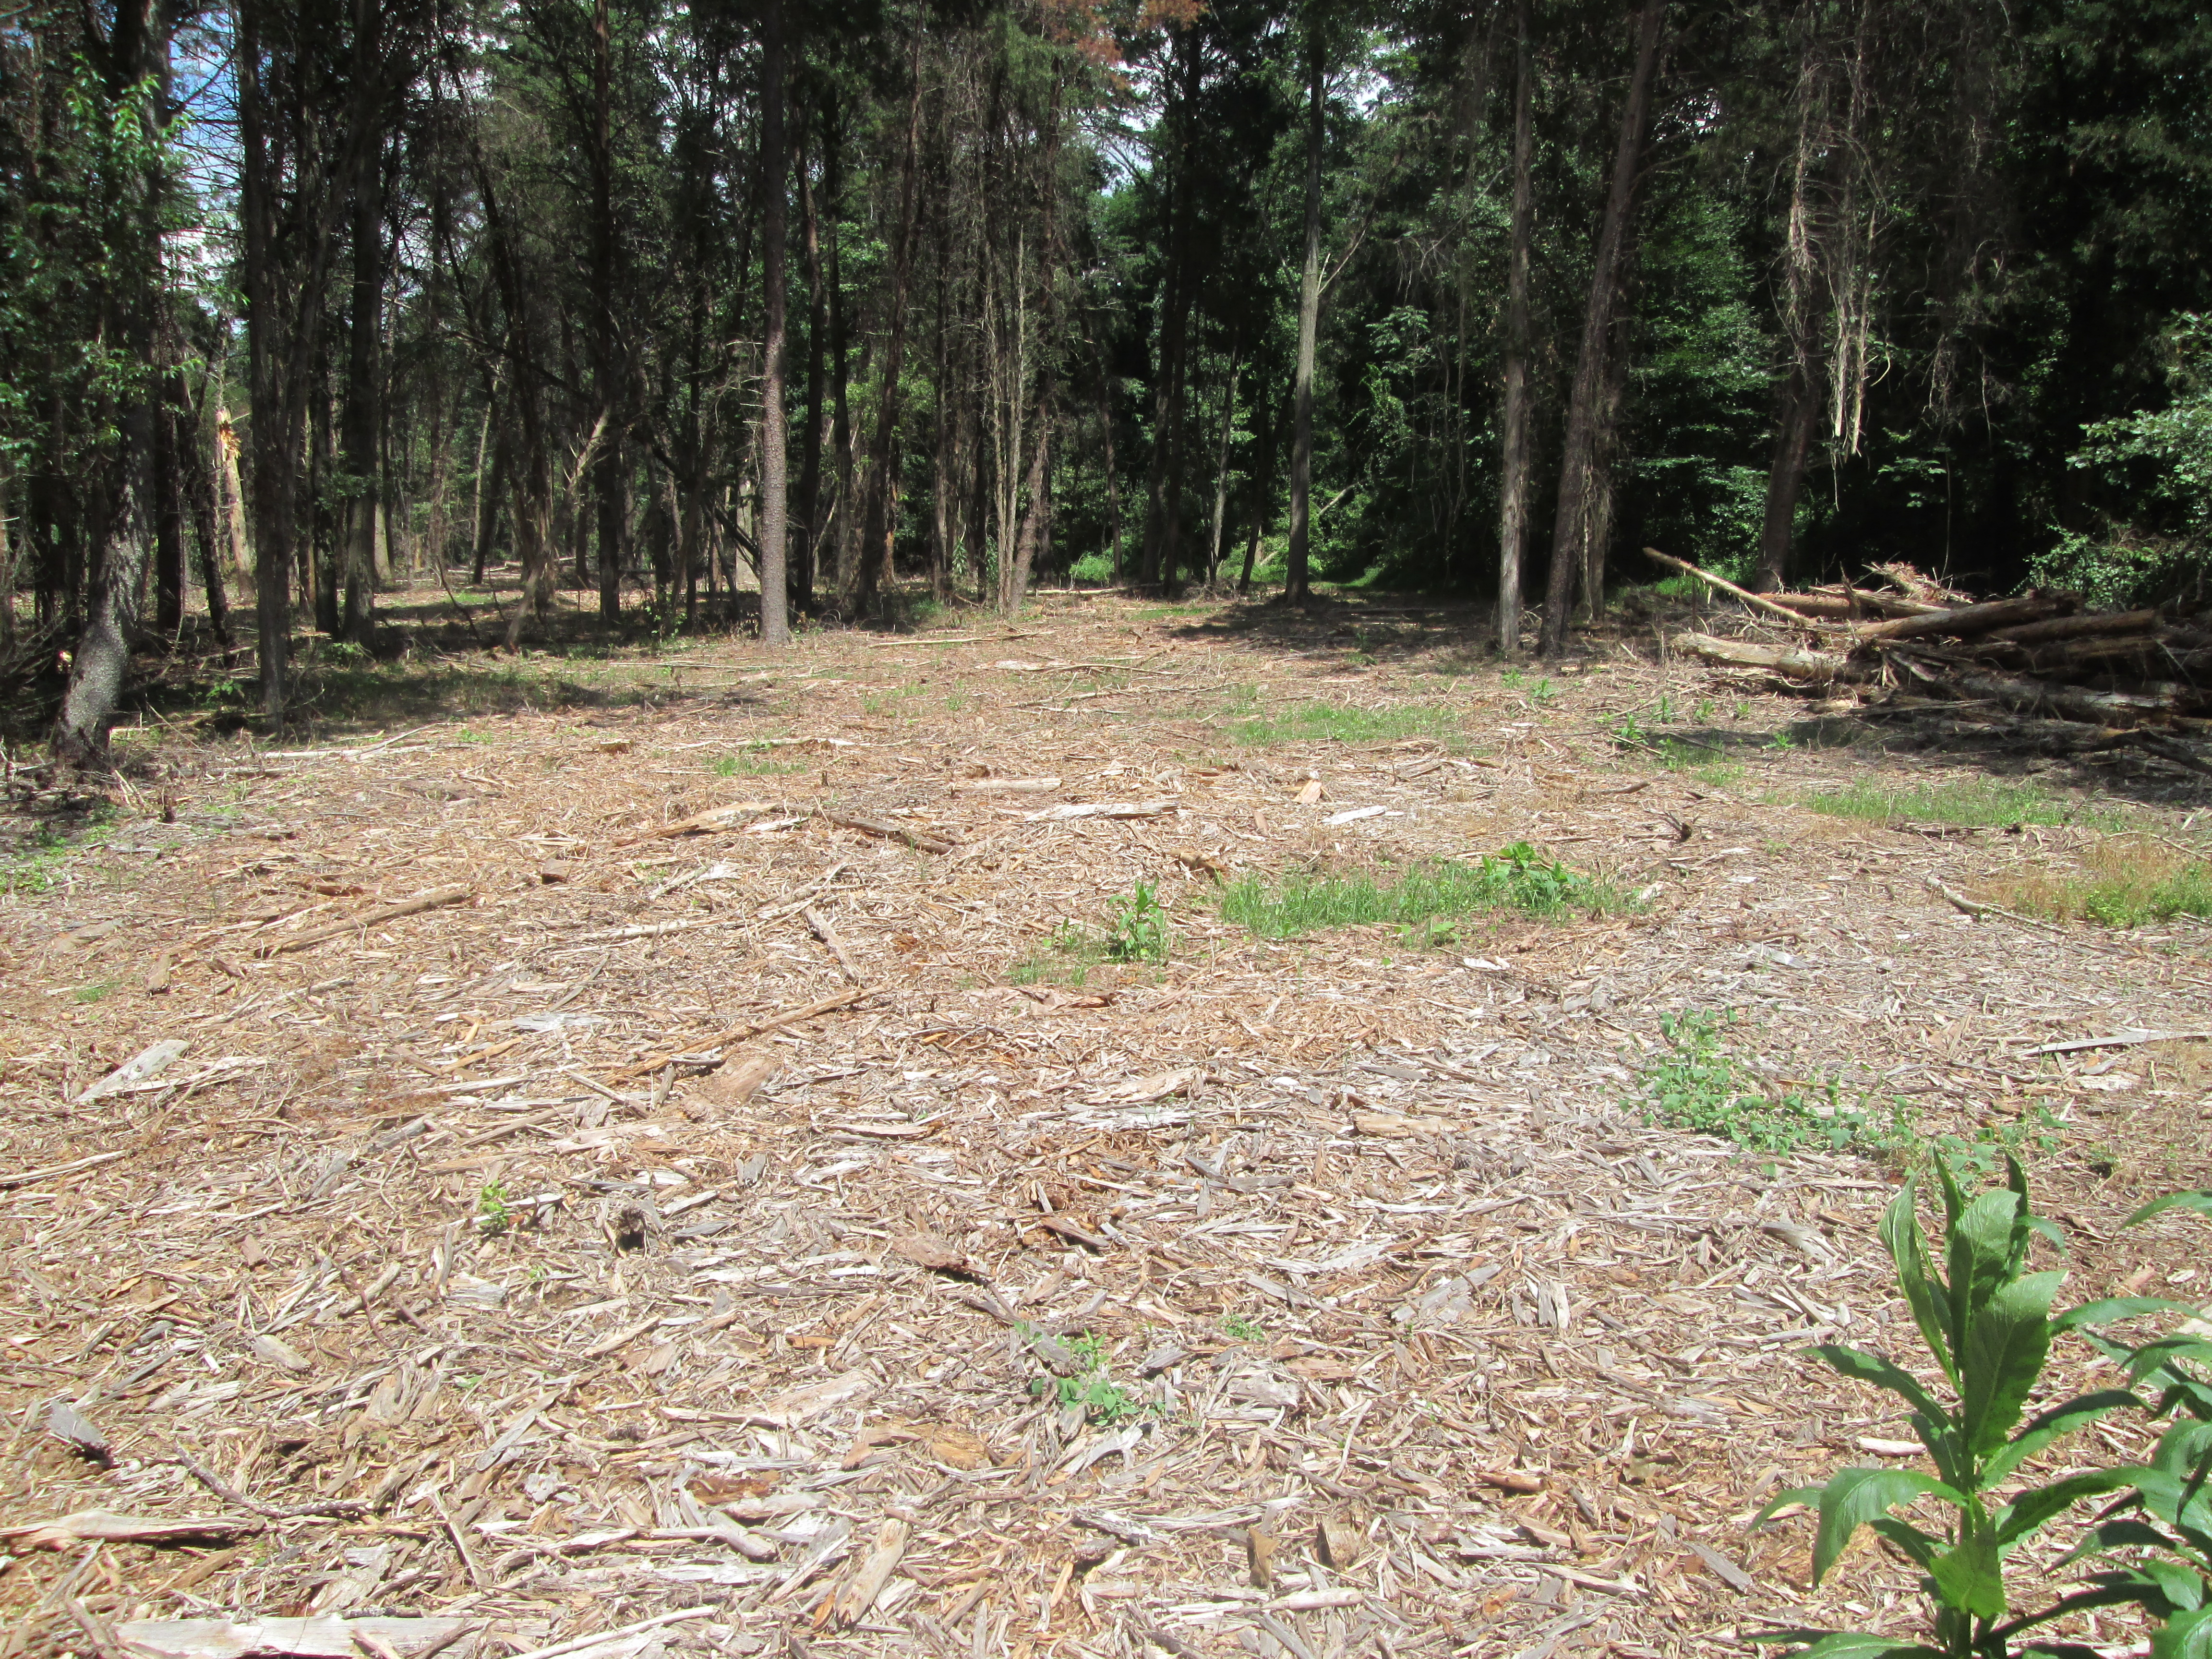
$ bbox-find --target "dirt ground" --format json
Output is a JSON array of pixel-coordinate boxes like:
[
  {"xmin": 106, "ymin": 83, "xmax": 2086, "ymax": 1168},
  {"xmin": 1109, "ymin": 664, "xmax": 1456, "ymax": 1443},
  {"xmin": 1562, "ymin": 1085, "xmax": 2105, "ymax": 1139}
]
[{"xmin": 3, "ymin": 584, "xmax": 2210, "ymax": 1659}]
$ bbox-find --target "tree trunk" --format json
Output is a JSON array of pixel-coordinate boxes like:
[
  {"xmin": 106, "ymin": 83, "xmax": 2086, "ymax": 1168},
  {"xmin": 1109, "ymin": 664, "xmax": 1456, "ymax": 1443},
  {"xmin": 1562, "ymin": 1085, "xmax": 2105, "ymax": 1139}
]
[
  {"xmin": 1496, "ymin": 0, "xmax": 1533, "ymax": 654},
  {"xmin": 152, "ymin": 361, "xmax": 187, "ymax": 639},
  {"xmin": 1283, "ymin": 28, "xmax": 1324, "ymax": 606},
  {"xmin": 848, "ymin": 61, "xmax": 924, "ymax": 616},
  {"xmin": 238, "ymin": 0, "xmax": 289, "ymax": 722},
  {"xmin": 341, "ymin": 78, "xmax": 385, "ymax": 644},
  {"xmin": 1239, "ymin": 383, "xmax": 1277, "ymax": 594},
  {"xmin": 795, "ymin": 110, "xmax": 828, "ymax": 613},
  {"xmin": 590, "ymin": 0, "xmax": 625, "ymax": 623},
  {"xmin": 1754, "ymin": 361, "xmax": 1820, "ymax": 592},
  {"xmin": 1137, "ymin": 23, "xmax": 1202, "ymax": 590},
  {"xmin": 1539, "ymin": 0, "xmax": 1665, "ymax": 657},
  {"xmin": 1205, "ymin": 351, "xmax": 1240, "ymax": 587},
  {"xmin": 184, "ymin": 391, "xmax": 234, "ymax": 650},
  {"xmin": 1097, "ymin": 349, "xmax": 1120, "ymax": 581},
  {"xmin": 754, "ymin": 0, "xmax": 791, "ymax": 643}
]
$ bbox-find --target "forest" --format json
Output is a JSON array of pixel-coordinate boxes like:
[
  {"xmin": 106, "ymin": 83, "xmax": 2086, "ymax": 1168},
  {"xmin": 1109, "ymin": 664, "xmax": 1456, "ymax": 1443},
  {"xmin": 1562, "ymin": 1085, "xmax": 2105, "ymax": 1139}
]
[{"xmin": 4, "ymin": 0, "xmax": 2212, "ymax": 761}]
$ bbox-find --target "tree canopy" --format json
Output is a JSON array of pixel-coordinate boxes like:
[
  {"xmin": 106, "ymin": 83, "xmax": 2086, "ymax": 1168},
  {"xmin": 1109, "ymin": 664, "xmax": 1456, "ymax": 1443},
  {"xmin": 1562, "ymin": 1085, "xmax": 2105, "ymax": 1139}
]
[{"xmin": 5, "ymin": 0, "xmax": 2211, "ymax": 755}]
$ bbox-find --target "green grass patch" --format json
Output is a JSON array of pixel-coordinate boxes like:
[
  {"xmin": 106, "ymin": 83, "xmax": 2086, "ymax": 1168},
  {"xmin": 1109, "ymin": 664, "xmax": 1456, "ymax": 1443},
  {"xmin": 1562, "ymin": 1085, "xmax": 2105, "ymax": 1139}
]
[
  {"xmin": 1798, "ymin": 776, "xmax": 2116, "ymax": 830},
  {"xmin": 1227, "ymin": 699, "xmax": 1460, "ymax": 747},
  {"xmin": 1010, "ymin": 883, "xmax": 1172, "ymax": 984},
  {"xmin": 1218, "ymin": 845, "xmax": 1620, "ymax": 945},
  {"xmin": 2001, "ymin": 835, "xmax": 2212, "ymax": 926},
  {"xmin": 712, "ymin": 750, "xmax": 804, "ymax": 778}
]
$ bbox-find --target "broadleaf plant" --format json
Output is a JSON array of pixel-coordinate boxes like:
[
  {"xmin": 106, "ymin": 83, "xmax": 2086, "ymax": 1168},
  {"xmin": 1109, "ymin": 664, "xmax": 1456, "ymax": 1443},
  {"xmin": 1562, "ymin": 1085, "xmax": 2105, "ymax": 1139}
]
[{"xmin": 1755, "ymin": 1157, "xmax": 2147, "ymax": 1659}]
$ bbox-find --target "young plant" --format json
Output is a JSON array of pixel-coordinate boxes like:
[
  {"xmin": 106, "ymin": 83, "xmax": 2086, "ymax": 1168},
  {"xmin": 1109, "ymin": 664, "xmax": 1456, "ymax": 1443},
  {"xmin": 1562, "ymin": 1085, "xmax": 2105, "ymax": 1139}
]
[
  {"xmin": 1105, "ymin": 881, "xmax": 1170, "ymax": 963},
  {"xmin": 1755, "ymin": 1158, "xmax": 2145, "ymax": 1659}
]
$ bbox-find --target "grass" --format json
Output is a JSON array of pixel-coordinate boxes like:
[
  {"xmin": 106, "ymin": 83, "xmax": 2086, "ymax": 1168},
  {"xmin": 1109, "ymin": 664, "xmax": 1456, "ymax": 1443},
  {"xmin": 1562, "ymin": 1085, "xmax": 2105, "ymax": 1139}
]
[
  {"xmin": 2, "ymin": 812, "xmax": 117, "ymax": 898},
  {"xmin": 1635, "ymin": 1011, "xmax": 2064, "ymax": 1176},
  {"xmin": 711, "ymin": 749, "xmax": 804, "ymax": 778},
  {"xmin": 1799, "ymin": 776, "xmax": 2118, "ymax": 831},
  {"xmin": 1999, "ymin": 834, "xmax": 2212, "ymax": 926},
  {"xmin": 1226, "ymin": 699, "xmax": 1461, "ymax": 747},
  {"xmin": 1218, "ymin": 844, "xmax": 1621, "ymax": 945}
]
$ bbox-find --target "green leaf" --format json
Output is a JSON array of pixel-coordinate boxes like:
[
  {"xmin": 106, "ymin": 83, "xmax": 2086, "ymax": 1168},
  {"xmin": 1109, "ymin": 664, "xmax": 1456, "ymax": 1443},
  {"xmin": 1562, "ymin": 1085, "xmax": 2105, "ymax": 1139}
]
[
  {"xmin": 1745, "ymin": 1633, "xmax": 1947, "ymax": 1659},
  {"xmin": 2154, "ymin": 1603, "xmax": 2212, "ymax": 1659},
  {"xmin": 1998, "ymin": 1578, "xmax": 2199, "ymax": 1640},
  {"xmin": 1867, "ymin": 1515, "xmax": 1943, "ymax": 1568},
  {"xmin": 1948, "ymin": 1188, "xmax": 2027, "ymax": 1355},
  {"xmin": 1996, "ymin": 1468, "xmax": 2144, "ymax": 1549},
  {"xmin": 1929, "ymin": 1523, "xmax": 2008, "ymax": 1619},
  {"xmin": 1811, "ymin": 1467, "xmax": 1971, "ymax": 1585},
  {"xmin": 1958, "ymin": 1270, "xmax": 2064, "ymax": 1461},
  {"xmin": 2127, "ymin": 1192, "xmax": 2212, "ymax": 1228},
  {"xmin": 2053, "ymin": 1297, "xmax": 2193, "ymax": 1332},
  {"xmin": 1981, "ymin": 1389, "xmax": 2144, "ymax": 1488},
  {"xmin": 1754, "ymin": 1485, "xmax": 1828, "ymax": 1527},
  {"xmin": 1936, "ymin": 1154, "xmax": 1968, "ymax": 1233},
  {"xmin": 2057, "ymin": 1518, "xmax": 2186, "ymax": 1571},
  {"xmin": 1883, "ymin": 1180, "xmax": 1957, "ymax": 1385},
  {"xmin": 1810, "ymin": 1345, "xmax": 1953, "ymax": 1429}
]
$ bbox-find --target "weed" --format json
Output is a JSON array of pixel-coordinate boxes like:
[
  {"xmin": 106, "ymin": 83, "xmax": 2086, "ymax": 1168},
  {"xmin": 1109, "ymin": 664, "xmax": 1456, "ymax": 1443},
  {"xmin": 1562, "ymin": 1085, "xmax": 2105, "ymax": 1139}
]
[
  {"xmin": 1105, "ymin": 881, "xmax": 1170, "ymax": 963},
  {"xmin": 1803, "ymin": 776, "xmax": 2117, "ymax": 832},
  {"xmin": 1656, "ymin": 738, "xmax": 1741, "ymax": 785},
  {"xmin": 1768, "ymin": 728, "xmax": 1796, "ymax": 751},
  {"xmin": 1222, "ymin": 1314, "xmax": 1266, "ymax": 1343},
  {"xmin": 1010, "ymin": 922, "xmax": 1100, "ymax": 988},
  {"xmin": 1228, "ymin": 700, "xmax": 1460, "ymax": 748},
  {"xmin": 1999, "ymin": 834, "xmax": 2212, "ymax": 926},
  {"xmin": 1635, "ymin": 1012, "xmax": 1917, "ymax": 1156},
  {"xmin": 1219, "ymin": 844, "xmax": 1621, "ymax": 943},
  {"xmin": 1531, "ymin": 678, "xmax": 1555, "ymax": 704},
  {"xmin": 1695, "ymin": 698, "xmax": 1716, "ymax": 723},
  {"xmin": 478, "ymin": 1180, "xmax": 513, "ymax": 1235},
  {"xmin": 712, "ymin": 750, "xmax": 802, "ymax": 778},
  {"xmin": 71, "ymin": 979, "xmax": 120, "ymax": 1005},
  {"xmin": 1030, "ymin": 1331, "xmax": 1141, "ymax": 1424},
  {"xmin": 1754, "ymin": 1159, "xmax": 2178, "ymax": 1659}
]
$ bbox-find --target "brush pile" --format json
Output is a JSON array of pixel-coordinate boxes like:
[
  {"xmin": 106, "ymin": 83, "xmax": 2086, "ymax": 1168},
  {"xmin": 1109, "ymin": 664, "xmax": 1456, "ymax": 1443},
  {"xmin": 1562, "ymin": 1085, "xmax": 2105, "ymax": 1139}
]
[{"xmin": 1648, "ymin": 548, "xmax": 2212, "ymax": 775}]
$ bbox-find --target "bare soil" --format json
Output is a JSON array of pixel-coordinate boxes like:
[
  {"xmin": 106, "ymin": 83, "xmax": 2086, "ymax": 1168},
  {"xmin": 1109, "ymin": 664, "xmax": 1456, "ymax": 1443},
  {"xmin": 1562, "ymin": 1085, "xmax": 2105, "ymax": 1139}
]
[{"xmin": 3, "ymin": 585, "xmax": 2210, "ymax": 1659}]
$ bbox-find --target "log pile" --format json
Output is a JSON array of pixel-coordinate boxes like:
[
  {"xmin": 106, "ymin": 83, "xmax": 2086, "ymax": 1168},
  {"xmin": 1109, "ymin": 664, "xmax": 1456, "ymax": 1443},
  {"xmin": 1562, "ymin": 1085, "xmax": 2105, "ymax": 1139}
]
[{"xmin": 1645, "ymin": 548, "xmax": 2212, "ymax": 772}]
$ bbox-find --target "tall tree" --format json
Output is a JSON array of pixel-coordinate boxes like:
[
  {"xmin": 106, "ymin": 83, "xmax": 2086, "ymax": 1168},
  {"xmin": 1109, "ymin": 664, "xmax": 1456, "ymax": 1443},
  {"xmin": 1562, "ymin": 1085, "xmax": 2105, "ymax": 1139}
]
[
  {"xmin": 1495, "ymin": 0, "xmax": 1533, "ymax": 654},
  {"xmin": 1282, "ymin": 16, "xmax": 1325, "ymax": 607},
  {"xmin": 755, "ymin": 0, "xmax": 791, "ymax": 645}
]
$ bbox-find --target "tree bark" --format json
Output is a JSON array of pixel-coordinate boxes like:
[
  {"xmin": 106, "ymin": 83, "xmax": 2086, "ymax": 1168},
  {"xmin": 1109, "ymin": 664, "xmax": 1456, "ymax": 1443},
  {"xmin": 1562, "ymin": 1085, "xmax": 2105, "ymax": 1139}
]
[
  {"xmin": 1284, "ymin": 26, "xmax": 1324, "ymax": 606},
  {"xmin": 590, "ymin": 0, "xmax": 625, "ymax": 623},
  {"xmin": 1539, "ymin": 0, "xmax": 1665, "ymax": 657},
  {"xmin": 183, "ymin": 390, "xmax": 234, "ymax": 650},
  {"xmin": 795, "ymin": 109, "xmax": 828, "ymax": 613},
  {"xmin": 238, "ymin": 0, "xmax": 289, "ymax": 721},
  {"xmin": 1238, "ymin": 383, "xmax": 1276, "ymax": 595},
  {"xmin": 152, "ymin": 360, "xmax": 187, "ymax": 640},
  {"xmin": 1753, "ymin": 361, "xmax": 1820, "ymax": 591},
  {"xmin": 1205, "ymin": 350, "xmax": 1240, "ymax": 587},
  {"xmin": 754, "ymin": 0, "xmax": 791, "ymax": 644},
  {"xmin": 848, "ymin": 57, "xmax": 924, "ymax": 616},
  {"xmin": 1495, "ymin": 0, "xmax": 1532, "ymax": 654},
  {"xmin": 341, "ymin": 36, "xmax": 385, "ymax": 645},
  {"xmin": 1137, "ymin": 23, "xmax": 1202, "ymax": 590}
]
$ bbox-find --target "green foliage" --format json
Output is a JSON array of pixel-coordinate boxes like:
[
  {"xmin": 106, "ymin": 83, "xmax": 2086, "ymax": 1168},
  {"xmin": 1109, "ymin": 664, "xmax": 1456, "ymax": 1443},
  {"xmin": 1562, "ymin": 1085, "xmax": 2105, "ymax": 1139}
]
[
  {"xmin": 1029, "ymin": 1331, "xmax": 1140, "ymax": 1424},
  {"xmin": 1636, "ymin": 1012, "xmax": 1918, "ymax": 1156},
  {"xmin": 1754, "ymin": 1161, "xmax": 2188, "ymax": 1659},
  {"xmin": 1104, "ymin": 881, "xmax": 1170, "ymax": 963},
  {"xmin": 478, "ymin": 1180, "xmax": 514, "ymax": 1235},
  {"xmin": 1218, "ymin": 845, "xmax": 1619, "ymax": 942},
  {"xmin": 1227, "ymin": 700, "xmax": 1461, "ymax": 747},
  {"xmin": 1801, "ymin": 779, "xmax": 2116, "ymax": 832},
  {"xmin": 1221, "ymin": 1314, "xmax": 1266, "ymax": 1343}
]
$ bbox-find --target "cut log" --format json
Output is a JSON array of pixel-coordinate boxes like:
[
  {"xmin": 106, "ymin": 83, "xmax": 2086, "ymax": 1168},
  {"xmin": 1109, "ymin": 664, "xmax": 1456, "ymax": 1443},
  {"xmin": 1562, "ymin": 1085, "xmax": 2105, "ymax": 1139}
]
[
  {"xmin": 1985, "ymin": 608, "xmax": 2160, "ymax": 646},
  {"xmin": 1939, "ymin": 667, "xmax": 2190, "ymax": 728},
  {"xmin": 1671, "ymin": 632, "xmax": 1864, "ymax": 683},
  {"xmin": 1764, "ymin": 588, "xmax": 1945, "ymax": 620},
  {"xmin": 1857, "ymin": 594, "xmax": 2069, "ymax": 643},
  {"xmin": 1641, "ymin": 548, "xmax": 1840, "ymax": 631}
]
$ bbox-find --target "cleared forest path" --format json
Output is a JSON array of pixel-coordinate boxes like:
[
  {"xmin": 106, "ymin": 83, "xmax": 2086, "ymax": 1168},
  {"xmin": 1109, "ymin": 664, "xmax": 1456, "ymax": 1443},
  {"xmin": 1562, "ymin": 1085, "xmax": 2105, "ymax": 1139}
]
[{"xmin": 3, "ymin": 590, "xmax": 2208, "ymax": 1659}]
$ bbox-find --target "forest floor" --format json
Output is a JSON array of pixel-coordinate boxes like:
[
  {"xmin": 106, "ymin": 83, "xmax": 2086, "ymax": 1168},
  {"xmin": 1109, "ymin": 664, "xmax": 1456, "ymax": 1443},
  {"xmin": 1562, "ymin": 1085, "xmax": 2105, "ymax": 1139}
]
[{"xmin": 3, "ymin": 578, "xmax": 2212, "ymax": 1659}]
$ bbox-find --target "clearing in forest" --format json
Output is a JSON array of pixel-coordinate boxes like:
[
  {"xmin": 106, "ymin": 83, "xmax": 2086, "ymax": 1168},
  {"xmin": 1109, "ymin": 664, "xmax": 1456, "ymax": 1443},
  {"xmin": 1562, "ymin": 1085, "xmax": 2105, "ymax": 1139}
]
[{"xmin": 3, "ymin": 589, "xmax": 2211, "ymax": 1659}]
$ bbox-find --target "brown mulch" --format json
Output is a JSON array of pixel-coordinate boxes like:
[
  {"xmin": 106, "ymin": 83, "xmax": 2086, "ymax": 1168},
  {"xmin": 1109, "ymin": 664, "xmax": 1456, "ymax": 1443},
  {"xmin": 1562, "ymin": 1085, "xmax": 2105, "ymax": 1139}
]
[{"xmin": 2, "ymin": 587, "xmax": 2210, "ymax": 1659}]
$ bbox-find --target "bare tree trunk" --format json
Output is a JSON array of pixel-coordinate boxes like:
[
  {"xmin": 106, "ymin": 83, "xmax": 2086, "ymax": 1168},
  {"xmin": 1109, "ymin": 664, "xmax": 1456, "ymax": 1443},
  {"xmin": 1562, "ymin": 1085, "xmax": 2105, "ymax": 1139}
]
[
  {"xmin": 341, "ymin": 66, "xmax": 385, "ymax": 644},
  {"xmin": 1239, "ymin": 384, "xmax": 1276, "ymax": 594},
  {"xmin": 183, "ymin": 390, "xmax": 234, "ymax": 649},
  {"xmin": 1097, "ymin": 350, "xmax": 1119, "ymax": 582},
  {"xmin": 590, "ymin": 0, "xmax": 625, "ymax": 624},
  {"xmin": 1755, "ymin": 364, "xmax": 1821, "ymax": 591},
  {"xmin": 238, "ymin": 0, "xmax": 288, "ymax": 721},
  {"xmin": 1205, "ymin": 350, "xmax": 1240, "ymax": 587},
  {"xmin": 153, "ymin": 360, "xmax": 187, "ymax": 640},
  {"xmin": 848, "ymin": 57, "xmax": 924, "ymax": 616},
  {"xmin": 754, "ymin": 0, "xmax": 791, "ymax": 643},
  {"xmin": 1539, "ymin": 0, "xmax": 1665, "ymax": 657},
  {"xmin": 1495, "ymin": 0, "xmax": 1532, "ymax": 654},
  {"xmin": 795, "ymin": 109, "xmax": 828, "ymax": 613},
  {"xmin": 1283, "ymin": 28, "xmax": 1324, "ymax": 606},
  {"xmin": 1138, "ymin": 23, "xmax": 1201, "ymax": 590}
]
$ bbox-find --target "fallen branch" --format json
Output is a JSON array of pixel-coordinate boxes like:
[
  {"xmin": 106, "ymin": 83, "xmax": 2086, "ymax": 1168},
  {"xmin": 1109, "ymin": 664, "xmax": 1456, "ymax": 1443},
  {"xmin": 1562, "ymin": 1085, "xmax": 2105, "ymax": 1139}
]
[
  {"xmin": 1856, "ymin": 594, "xmax": 2068, "ymax": 643},
  {"xmin": 1641, "ymin": 548, "xmax": 1842, "ymax": 632},
  {"xmin": 601, "ymin": 986, "xmax": 871, "ymax": 1082},
  {"xmin": 609, "ymin": 800, "xmax": 778, "ymax": 848},
  {"xmin": 1669, "ymin": 632, "xmax": 1865, "ymax": 683},
  {"xmin": 255, "ymin": 886, "xmax": 473, "ymax": 956},
  {"xmin": 820, "ymin": 808, "xmax": 955, "ymax": 854}
]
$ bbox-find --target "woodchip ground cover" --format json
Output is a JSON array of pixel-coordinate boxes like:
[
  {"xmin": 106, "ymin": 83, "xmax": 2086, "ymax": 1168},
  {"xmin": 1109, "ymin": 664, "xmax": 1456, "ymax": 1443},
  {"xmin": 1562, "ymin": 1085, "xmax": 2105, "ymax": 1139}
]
[{"xmin": 2, "ymin": 589, "xmax": 2210, "ymax": 1659}]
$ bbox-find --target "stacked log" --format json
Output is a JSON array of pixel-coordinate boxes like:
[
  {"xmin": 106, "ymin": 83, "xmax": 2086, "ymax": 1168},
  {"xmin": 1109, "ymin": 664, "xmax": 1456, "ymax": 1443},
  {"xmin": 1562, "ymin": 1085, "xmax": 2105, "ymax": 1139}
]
[{"xmin": 1644, "ymin": 549, "xmax": 2212, "ymax": 762}]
